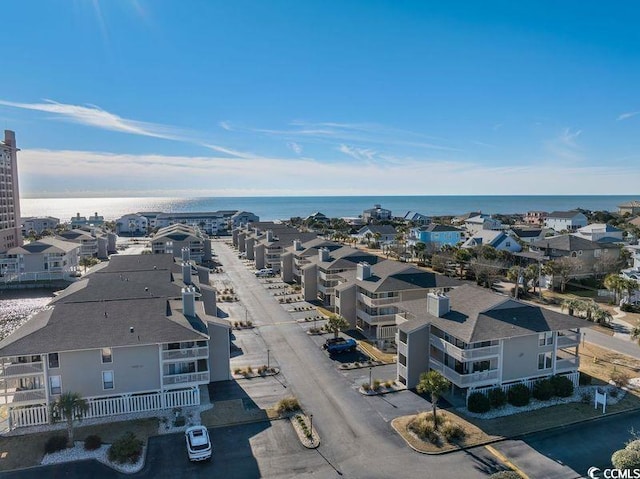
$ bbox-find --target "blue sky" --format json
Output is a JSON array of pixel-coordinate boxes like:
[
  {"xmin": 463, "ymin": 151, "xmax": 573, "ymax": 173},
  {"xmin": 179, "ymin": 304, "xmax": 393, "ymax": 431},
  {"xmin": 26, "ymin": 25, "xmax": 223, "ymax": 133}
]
[{"xmin": 1, "ymin": 1, "xmax": 639, "ymax": 197}]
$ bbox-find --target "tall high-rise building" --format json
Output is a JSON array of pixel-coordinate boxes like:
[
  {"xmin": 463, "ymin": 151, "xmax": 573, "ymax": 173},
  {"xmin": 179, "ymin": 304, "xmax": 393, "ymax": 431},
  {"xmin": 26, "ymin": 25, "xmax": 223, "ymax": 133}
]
[{"xmin": 0, "ymin": 130, "xmax": 22, "ymax": 253}]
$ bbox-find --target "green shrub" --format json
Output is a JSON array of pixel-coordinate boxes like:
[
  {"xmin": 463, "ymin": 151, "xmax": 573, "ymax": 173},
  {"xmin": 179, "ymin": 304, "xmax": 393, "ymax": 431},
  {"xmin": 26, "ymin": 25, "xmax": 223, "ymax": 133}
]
[
  {"xmin": 362, "ymin": 382, "xmax": 371, "ymax": 392},
  {"xmin": 579, "ymin": 372, "xmax": 592, "ymax": 386},
  {"xmin": 441, "ymin": 421, "xmax": 466, "ymax": 442},
  {"xmin": 532, "ymin": 379, "xmax": 555, "ymax": 401},
  {"xmin": 173, "ymin": 415, "xmax": 186, "ymax": 427},
  {"xmin": 276, "ymin": 397, "xmax": 300, "ymax": 414},
  {"xmin": 44, "ymin": 435, "xmax": 68, "ymax": 454},
  {"xmin": 488, "ymin": 388, "xmax": 507, "ymax": 408},
  {"xmin": 507, "ymin": 384, "xmax": 530, "ymax": 407},
  {"xmin": 550, "ymin": 375, "xmax": 574, "ymax": 397},
  {"xmin": 489, "ymin": 472, "xmax": 523, "ymax": 479},
  {"xmin": 467, "ymin": 392, "xmax": 491, "ymax": 413},
  {"xmin": 627, "ymin": 439, "xmax": 640, "ymax": 452},
  {"xmin": 107, "ymin": 432, "xmax": 143, "ymax": 464},
  {"xmin": 372, "ymin": 379, "xmax": 381, "ymax": 391},
  {"xmin": 84, "ymin": 435, "xmax": 102, "ymax": 451},
  {"xmin": 612, "ymin": 449, "xmax": 640, "ymax": 470}
]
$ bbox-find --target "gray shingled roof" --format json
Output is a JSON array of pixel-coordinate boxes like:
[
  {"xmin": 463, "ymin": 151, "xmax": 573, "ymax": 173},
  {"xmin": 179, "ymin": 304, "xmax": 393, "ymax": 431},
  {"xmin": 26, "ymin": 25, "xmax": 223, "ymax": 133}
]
[
  {"xmin": 339, "ymin": 261, "xmax": 461, "ymax": 293},
  {"xmin": 399, "ymin": 284, "xmax": 586, "ymax": 343},
  {"xmin": 357, "ymin": 224, "xmax": 397, "ymax": 235},
  {"xmin": 531, "ymin": 234, "xmax": 620, "ymax": 252},
  {"xmin": 511, "ymin": 228, "xmax": 543, "ymax": 238},
  {"xmin": 0, "ymin": 298, "xmax": 208, "ymax": 356},
  {"xmin": 7, "ymin": 237, "xmax": 80, "ymax": 255},
  {"xmin": 547, "ymin": 210, "xmax": 583, "ymax": 219}
]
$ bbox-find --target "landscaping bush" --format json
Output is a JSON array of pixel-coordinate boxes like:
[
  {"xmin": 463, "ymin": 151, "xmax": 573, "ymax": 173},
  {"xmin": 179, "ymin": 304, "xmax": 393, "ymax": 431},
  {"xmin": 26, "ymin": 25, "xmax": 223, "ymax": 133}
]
[
  {"xmin": 84, "ymin": 434, "xmax": 102, "ymax": 451},
  {"xmin": 372, "ymin": 379, "xmax": 381, "ymax": 391},
  {"xmin": 44, "ymin": 435, "xmax": 68, "ymax": 454},
  {"xmin": 441, "ymin": 421, "xmax": 466, "ymax": 442},
  {"xmin": 579, "ymin": 371, "xmax": 592, "ymax": 386},
  {"xmin": 173, "ymin": 415, "xmax": 186, "ymax": 427},
  {"xmin": 532, "ymin": 379, "xmax": 555, "ymax": 401},
  {"xmin": 408, "ymin": 413, "xmax": 440, "ymax": 444},
  {"xmin": 550, "ymin": 375, "xmax": 574, "ymax": 397},
  {"xmin": 507, "ymin": 384, "xmax": 530, "ymax": 407},
  {"xmin": 627, "ymin": 440, "xmax": 640, "ymax": 452},
  {"xmin": 362, "ymin": 382, "xmax": 371, "ymax": 392},
  {"xmin": 107, "ymin": 432, "xmax": 143, "ymax": 464},
  {"xmin": 276, "ymin": 397, "xmax": 300, "ymax": 414},
  {"xmin": 488, "ymin": 388, "xmax": 507, "ymax": 408},
  {"xmin": 467, "ymin": 392, "xmax": 491, "ymax": 413},
  {"xmin": 611, "ymin": 370, "xmax": 631, "ymax": 389},
  {"xmin": 612, "ymin": 449, "xmax": 640, "ymax": 470},
  {"xmin": 489, "ymin": 472, "xmax": 523, "ymax": 479}
]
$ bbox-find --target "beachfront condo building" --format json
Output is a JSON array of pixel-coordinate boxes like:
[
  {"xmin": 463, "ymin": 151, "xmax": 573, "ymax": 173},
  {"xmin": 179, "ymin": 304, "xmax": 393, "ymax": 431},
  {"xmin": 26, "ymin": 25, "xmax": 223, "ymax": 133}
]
[{"xmin": 0, "ymin": 130, "xmax": 22, "ymax": 254}]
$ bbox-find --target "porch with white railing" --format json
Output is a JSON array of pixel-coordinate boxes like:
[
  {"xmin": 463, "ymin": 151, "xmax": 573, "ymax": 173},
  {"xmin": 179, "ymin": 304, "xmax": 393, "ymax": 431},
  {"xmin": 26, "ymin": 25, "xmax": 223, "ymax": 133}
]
[
  {"xmin": 430, "ymin": 358, "xmax": 500, "ymax": 387},
  {"xmin": 163, "ymin": 371, "xmax": 209, "ymax": 386},
  {"xmin": 162, "ymin": 347, "xmax": 208, "ymax": 361},
  {"xmin": 557, "ymin": 331, "xmax": 581, "ymax": 348},
  {"xmin": 429, "ymin": 336, "xmax": 500, "ymax": 362},
  {"xmin": 8, "ymin": 387, "xmax": 201, "ymax": 429}
]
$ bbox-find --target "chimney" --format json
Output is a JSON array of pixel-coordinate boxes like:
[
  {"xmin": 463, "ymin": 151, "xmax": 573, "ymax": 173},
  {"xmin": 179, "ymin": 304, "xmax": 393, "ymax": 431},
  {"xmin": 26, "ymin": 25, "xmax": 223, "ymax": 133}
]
[
  {"xmin": 182, "ymin": 286, "xmax": 196, "ymax": 317},
  {"xmin": 427, "ymin": 292, "xmax": 450, "ymax": 318},
  {"xmin": 293, "ymin": 239, "xmax": 302, "ymax": 251},
  {"xmin": 356, "ymin": 262, "xmax": 371, "ymax": 281},
  {"xmin": 182, "ymin": 262, "xmax": 192, "ymax": 285},
  {"xmin": 197, "ymin": 266, "xmax": 210, "ymax": 285},
  {"xmin": 266, "ymin": 230, "xmax": 274, "ymax": 242},
  {"xmin": 200, "ymin": 285, "xmax": 217, "ymax": 316},
  {"xmin": 319, "ymin": 247, "xmax": 330, "ymax": 262},
  {"xmin": 181, "ymin": 247, "xmax": 190, "ymax": 262}
]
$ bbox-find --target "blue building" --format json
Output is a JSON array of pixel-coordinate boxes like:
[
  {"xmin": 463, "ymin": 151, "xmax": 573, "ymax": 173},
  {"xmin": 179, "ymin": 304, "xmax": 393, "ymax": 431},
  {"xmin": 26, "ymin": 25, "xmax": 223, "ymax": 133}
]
[{"xmin": 408, "ymin": 224, "xmax": 463, "ymax": 248}]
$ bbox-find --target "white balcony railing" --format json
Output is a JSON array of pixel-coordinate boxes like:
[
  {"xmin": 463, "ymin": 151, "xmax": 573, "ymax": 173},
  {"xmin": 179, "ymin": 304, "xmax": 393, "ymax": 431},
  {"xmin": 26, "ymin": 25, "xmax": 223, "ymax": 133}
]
[
  {"xmin": 162, "ymin": 347, "xmax": 208, "ymax": 361},
  {"xmin": 163, "ymin": 371, "xmax": 209, "ymax": 385},
  {"xmin": 0, "ymin": 362, "xmax": 44, "ymax": 378},
  {"xmin": 430, "ymin": 358, "xmax": 499, "ymax": 387},
  {"xmin": 555, "ymin": 356, "xmax": 579, "ymax": 372},
  {"xmin": 429, "ymin": 336, "xmax": 500, "ymax": 362},
  {"xmin": 357, "ymin": 311, "xmax": 397, "ymax": 326},
  {"xmin": 557, "ymin": 332, "xmax": 581, "ymax": 348}
]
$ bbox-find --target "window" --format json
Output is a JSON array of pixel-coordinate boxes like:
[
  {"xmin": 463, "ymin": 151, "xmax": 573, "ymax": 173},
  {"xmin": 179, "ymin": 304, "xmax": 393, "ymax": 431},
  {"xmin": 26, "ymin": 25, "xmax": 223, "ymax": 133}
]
[
  {"xmin": 538, "ymin": 332, "xmax": 553, "ymax": 346},
  {"xmin": 538, "ymin": 352, "xmax": 552, "ymax": 370},
  {"xmin": 102, "ymin": 371, "xmax": 114, "ymax": 390},
  {"xmin": 49, "ymin": 375, "xmax": 61, "ymax": 395},
  {"xmin": 101, "ymin": 348, "xmax": 112, "ymax": 363},
  {"xmin": 48, "ymin": 353, "xmax": 59, "ymax": 368}
]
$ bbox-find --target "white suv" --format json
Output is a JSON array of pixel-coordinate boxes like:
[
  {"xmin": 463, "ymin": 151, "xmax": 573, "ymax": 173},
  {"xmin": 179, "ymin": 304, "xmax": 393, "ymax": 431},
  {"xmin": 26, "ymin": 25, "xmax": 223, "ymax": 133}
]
[{"xmin": 185, "ymin": 425, "xmax": 212, "ymax": 461}]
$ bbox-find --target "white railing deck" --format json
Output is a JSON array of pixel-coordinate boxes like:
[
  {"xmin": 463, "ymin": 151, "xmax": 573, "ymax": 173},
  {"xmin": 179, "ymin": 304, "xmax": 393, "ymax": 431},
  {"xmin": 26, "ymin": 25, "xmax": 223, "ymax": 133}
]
[
  {"xmin": 430, "ymin": 358, "xmax": 499, "ymax": 387},
  {"xmin": 163, "ymin": 371, "xmax": 209, "ymax": 385},
  {"xmin": 162, "ymin": 347, "xmax": 208, "ymax": 361},
  {"xmin": 429, "ymin": 336, "xmax": 500, "ymax": 362}
]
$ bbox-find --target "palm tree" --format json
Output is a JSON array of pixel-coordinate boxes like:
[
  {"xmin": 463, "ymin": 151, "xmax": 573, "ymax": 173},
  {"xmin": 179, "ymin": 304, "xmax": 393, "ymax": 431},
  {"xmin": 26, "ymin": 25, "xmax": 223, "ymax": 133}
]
[
  {"xmin": 604, "ymin": 274, "xmax": 624, "ymax": 303},
  {"xmin": 50, "ymin": 392, "xmax": 89, "ymax": 447},
  {"xmin": 506, "ymin": 266, "xmax": 522, "ymax": 298},
  {"xmin": 373, "ymin": 232, "xmax": 382, "ymax": 249},
  {"xmin": 326, "ymin": 314, "xmax": 349, "ymax": 338},
  {"xmin": 591, "ymin": 306, "xmax": 613, "ymax": 325},
  {"xmin": 561, "ymin": 298, "xmax": 583, "ymax": 317},
  {"xmin": 454, "ymin": 248, "xmax": 471, "ymax": 279},
  {"xmin": 416, "ymin": 370, "xmax": 450, "ymax": 429}
]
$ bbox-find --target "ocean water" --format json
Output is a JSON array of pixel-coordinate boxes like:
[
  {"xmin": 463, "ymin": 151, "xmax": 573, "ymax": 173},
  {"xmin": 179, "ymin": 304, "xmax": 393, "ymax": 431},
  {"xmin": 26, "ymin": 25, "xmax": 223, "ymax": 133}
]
[{"xmin": 20, "ymin": 195, "xmax": 638, "ymax": 222}]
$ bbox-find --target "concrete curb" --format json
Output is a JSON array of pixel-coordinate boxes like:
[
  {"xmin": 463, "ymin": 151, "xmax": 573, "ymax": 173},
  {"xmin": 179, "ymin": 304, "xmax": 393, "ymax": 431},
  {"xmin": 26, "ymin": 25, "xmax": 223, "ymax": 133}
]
[
  {"xmin": 392, "ymin": 405, "xmax": 640, "ymax": 456},
  {"xmin": 289, "ymin": 414, "xmax": 320, "ymax": 449}
]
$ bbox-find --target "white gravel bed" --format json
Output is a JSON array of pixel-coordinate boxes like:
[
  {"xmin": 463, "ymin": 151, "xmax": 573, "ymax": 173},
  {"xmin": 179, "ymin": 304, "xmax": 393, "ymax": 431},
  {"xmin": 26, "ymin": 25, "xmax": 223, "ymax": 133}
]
[
  {"xmin": 157, "ymin": 403, "xmax": 213, "ymax": 435},
  {"xmin": 460, "ymin": 385, "xmax": 625, "ymax": 419},
  {"xmin": 41, "ymin": 441, "xmax": 146, "ymax": 474}
]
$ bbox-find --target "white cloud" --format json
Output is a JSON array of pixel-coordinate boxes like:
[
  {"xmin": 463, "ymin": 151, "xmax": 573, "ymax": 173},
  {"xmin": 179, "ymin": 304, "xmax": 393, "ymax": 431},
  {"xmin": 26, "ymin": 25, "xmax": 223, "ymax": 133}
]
[
  {"xmin": 337, "ymin": 144, "xmax": 377, "ymax": 162},
  {"xmin": 17, "ymin": 148, "xmax": 640, "ymax": 198},
  {"xmin": 544, "ymin": 127, "xmax": 584, "ymax": 163},
  {"xmin": 219, "ymin": 121, "xmax": 233, "ymax": 131},
  {"xmin": 617, "ymin": 111, "xmax": 639, "ymax": 121},
  {"xmin": 287, "ymin": 142, "xmax": 303, "ymax": 155}
]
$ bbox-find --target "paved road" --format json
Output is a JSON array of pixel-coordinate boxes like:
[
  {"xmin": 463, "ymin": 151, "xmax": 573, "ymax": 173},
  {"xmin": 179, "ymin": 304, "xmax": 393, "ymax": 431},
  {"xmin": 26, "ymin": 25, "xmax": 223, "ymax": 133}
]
[
  {"xmin": 210, "ymin": 240, "xmax": 503, "ymax": 478},
  {"xmin": 584, "ymin": 329, "xmax": 640, "ymax": 359},
  {"xmin": 493, "ymin": 409, "xmax": 640, "ymax": 479}
]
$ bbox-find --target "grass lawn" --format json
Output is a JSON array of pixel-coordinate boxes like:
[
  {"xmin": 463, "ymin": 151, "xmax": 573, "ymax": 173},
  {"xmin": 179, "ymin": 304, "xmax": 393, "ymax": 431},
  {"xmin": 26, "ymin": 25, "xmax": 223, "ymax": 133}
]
[
  {"xmin": 580, "ymin": 342, "xmax": 640, "ymax": 384},
  {"xmin": 0, "ymin": 418, "xmax": 157, "ymax": 472},
  {"xmin": 458, "ymin": 393, "xmax": 640, "ymax": 438}
]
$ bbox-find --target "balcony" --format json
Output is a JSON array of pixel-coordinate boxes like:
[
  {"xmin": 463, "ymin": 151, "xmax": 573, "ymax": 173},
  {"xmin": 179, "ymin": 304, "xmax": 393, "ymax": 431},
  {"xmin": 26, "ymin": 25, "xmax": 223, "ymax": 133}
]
[
  {"xmin": 162, "ymin": 347, "xmax": 208, "ymax": 361},
  {"xmin": 430, "ymin": 358, "xmax": 499, "ymax": 387},
  {"xmin": 556, "ymin": 356, "xmax": 579, "ymax": 372},
  {"xmin": 0, "ymin": 362, "xmax": 44, "ymax": 378},
  {"xmin": 357, "ymin": 292, "xmax": 399, "ymax": 308},
  {"xmin": 429, "ymin": 336, "xmax": 500, "ymax": 362},
  {"xmin": 557, "ymin": 331, "xmax": 581, "ymax": 348},
  {"xmin": 356, "ymin": 310, "xmax": 397, "ymax": 326},
  {"xmin": 163, "ymin": 371, "xmax": 209, "ymax": 385}
]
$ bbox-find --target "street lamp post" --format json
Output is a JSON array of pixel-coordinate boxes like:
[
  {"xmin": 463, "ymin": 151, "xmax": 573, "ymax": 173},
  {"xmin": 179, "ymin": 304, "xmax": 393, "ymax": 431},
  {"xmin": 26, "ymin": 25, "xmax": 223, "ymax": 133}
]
[
  {"xmin": 369, "ymin": 367, "xmax": 372, "ymax": 387},
  {"xmin": 309, "ymin": 414, "xmax": 313, "ymax": 443},
  {"xmin": 267, "ymin": 349, "xmax": 270, "ymax": 369}
]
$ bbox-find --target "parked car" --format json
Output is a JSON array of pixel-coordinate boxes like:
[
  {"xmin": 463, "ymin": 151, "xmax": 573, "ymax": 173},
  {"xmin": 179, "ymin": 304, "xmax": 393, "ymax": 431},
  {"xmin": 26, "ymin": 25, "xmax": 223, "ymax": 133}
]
[
  {"xmin": 255, "ymin": 268, "xmax": 274, "ymax": 277},
  {"xmin": 323, "ymin": 337, "xmax": 357, "ymax": 354},
  {"xmin": 185, "ymin": 425, "xmax": 212, "ymax": 462}
]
